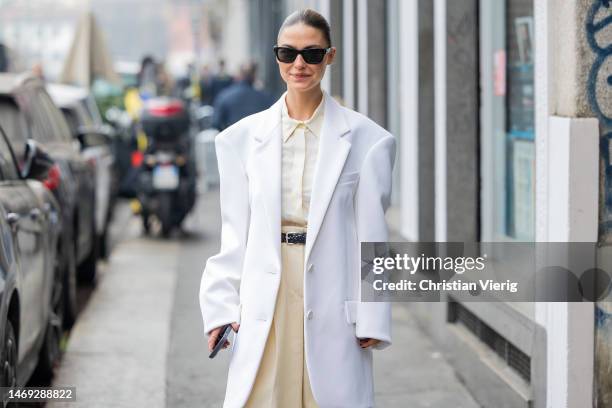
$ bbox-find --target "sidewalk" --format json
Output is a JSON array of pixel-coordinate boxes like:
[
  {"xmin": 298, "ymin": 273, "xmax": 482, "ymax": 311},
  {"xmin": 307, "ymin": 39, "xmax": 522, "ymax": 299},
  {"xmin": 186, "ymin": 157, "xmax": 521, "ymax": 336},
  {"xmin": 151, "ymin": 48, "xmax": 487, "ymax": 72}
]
[
  {"xmin": 49, "ymin": 207, "xmax": 179, "ymax": 408},
  {"xmin": 49, "ymin": 191, "xmax": 479, "ymax": 407},
  {"xmin": 380, "ymin": 206, "xmax": 479, "ymax": 406},
  {"xmin": 376, "ymin": 304, "xmax": 479, "ymax": 407}
]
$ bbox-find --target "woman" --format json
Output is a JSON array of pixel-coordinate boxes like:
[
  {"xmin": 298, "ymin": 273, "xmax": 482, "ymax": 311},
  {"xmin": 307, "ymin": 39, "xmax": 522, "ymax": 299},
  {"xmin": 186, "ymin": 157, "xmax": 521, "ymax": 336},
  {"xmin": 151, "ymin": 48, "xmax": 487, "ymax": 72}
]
[{"xmin": 199, "ymin": 9, "xmax": 396, "ymax": 408}]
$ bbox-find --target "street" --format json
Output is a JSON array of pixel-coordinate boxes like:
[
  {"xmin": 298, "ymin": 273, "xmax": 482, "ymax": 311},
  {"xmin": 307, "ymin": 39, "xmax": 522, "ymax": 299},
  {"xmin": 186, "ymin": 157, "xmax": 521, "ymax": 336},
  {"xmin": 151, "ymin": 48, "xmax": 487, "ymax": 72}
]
[
  {"xmin": 0, "ymin": 0, "xmax": 606, "ymax": 405},
  {"xmin": 47, "ymin": 189, "xmax": 480, "ymax": 408}
]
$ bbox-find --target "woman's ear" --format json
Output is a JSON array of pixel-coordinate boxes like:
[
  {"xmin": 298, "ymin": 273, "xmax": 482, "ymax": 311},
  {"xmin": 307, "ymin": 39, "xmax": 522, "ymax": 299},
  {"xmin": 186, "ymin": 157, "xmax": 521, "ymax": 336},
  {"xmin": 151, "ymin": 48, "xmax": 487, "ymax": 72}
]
[{"xmin": 327, "ymin": 47, "xmax": 337, "ymax": 65}]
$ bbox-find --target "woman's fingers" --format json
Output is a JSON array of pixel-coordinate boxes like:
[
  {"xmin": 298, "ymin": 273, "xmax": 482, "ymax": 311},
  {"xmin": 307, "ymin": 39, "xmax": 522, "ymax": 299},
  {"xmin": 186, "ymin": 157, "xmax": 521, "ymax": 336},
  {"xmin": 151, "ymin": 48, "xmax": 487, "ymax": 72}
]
[
  {"xmin": 208, "ymin": 334, "xmax": 218, "ymax": 352},
  {"xmin": 359, "ymin": 338, "xmax": 381, "ymax": 349},
  {"xmin": 208, "ymin": 323, "xmax": 239, "ymax": 352},
  {"xmin": 208, "ymin": 335, "xmax": 219, "ymax": 351},
  {"xmin": 207, "ymin": 326, "xmax": 223, "ymax": 351}
]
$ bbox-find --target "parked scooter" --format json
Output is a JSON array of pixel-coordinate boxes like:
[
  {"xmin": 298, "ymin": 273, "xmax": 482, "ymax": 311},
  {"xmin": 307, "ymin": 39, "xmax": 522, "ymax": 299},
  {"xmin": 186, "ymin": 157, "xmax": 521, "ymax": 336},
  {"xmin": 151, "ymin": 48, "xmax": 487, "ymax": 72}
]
[{"xmin": 133, "ymin": 98, "xmax": 197, "ymax": 237}]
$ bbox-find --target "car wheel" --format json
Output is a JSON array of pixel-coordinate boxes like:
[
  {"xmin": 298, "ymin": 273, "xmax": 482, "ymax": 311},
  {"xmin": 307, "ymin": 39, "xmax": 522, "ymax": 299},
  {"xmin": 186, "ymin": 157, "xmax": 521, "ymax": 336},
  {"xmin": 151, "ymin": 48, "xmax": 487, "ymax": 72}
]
[
  {"xmin": 33, "ymin": 256, "xmax": 64, "ymax": 383},
  {"xmin": 158, "ymin": 193, "xmax": 173, "ymax": 238},
  {"xmin": 1, "ymin": 320, "xmax": 17, "ymax": 390},
  {"xmin": 77, "ymin": 217, "xmax": 98, "ymax": 284},
  {"xmin": 142, "ymin": 213, "xmax": 151, "ymax": 235},
  {"xmin": 98, "ymin": 205, "xmax": 113, "ymax": 260},
  {"xmin": 98, "ymin": 230, "xmax": 108, "ymax": 260},
  {"xmin": 63, "ymin": 238, "xmax": 78, "ymax": 329},
  {"xmin": 161, "ymin": 223, "xmax": 172, "ymax": 238}
]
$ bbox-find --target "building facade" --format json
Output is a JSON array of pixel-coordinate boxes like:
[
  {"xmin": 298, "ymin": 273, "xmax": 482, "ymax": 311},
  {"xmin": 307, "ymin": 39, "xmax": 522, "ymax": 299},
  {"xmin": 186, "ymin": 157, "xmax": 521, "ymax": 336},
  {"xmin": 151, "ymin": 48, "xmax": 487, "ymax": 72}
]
[{"xmin": 244, "ymin": 0, "xmax": 611, "ymax": 407}]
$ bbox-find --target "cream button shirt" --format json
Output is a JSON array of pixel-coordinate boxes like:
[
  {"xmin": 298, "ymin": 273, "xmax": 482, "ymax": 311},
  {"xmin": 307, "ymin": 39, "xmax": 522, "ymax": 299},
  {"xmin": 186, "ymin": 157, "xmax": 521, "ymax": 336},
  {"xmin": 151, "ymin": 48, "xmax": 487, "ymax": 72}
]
[
  {"xmin": 246, "ymin": 96, "xmax": 326, "ymax": 407},
  {"xmin": 281, "ymin": 95, "xmax": 325, "ymax": 225}
]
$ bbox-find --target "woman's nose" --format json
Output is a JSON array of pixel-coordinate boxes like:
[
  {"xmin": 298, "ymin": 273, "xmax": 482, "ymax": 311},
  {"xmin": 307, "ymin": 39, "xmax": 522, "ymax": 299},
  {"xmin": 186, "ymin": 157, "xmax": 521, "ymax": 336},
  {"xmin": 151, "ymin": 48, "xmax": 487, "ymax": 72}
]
[{"xmin": 293, "ymin": 54, "xmax": 307, "ymax": 67}]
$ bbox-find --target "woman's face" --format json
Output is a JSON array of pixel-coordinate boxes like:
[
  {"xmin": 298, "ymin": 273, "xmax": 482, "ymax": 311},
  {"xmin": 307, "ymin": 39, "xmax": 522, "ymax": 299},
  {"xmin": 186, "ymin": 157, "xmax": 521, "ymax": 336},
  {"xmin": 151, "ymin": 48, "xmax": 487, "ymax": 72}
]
[{"xmin": 276, "ymin": 23, "xmax": 336, "ymax": 93}]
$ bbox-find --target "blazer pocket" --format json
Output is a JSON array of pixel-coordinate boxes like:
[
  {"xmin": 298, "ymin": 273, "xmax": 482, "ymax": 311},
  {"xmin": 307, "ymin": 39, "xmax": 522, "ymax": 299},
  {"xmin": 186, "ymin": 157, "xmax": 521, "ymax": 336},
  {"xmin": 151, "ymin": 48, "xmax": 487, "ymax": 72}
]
[
  {"xmin": 337, "ymin": 171, "xmax": 360, "ymax": 186},
  {"xmin": 344, "ymin": 300, "xmax": 358, "ymax": 324}
]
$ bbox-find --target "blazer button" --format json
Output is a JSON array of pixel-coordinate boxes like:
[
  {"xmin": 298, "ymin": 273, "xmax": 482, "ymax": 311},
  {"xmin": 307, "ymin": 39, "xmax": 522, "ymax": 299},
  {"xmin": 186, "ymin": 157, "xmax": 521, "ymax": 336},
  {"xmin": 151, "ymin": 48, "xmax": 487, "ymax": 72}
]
[{"xmin": 306, "ymin": 310, "xmax": 313, "ymax": 320}]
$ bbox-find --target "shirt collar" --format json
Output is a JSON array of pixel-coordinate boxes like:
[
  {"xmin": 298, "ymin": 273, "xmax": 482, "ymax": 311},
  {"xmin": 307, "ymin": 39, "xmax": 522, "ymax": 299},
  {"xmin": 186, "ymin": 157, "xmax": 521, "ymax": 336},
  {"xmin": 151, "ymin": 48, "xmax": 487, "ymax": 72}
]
[{"xmin": 281, "ymin": 93, "xmax": 325, "ymax": 142}]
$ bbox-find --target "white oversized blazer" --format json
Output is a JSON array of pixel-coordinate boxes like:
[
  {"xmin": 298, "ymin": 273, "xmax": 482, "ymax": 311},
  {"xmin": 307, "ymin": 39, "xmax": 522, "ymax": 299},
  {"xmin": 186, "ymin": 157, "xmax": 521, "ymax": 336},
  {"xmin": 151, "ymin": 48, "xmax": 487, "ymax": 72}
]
[{"xmin": 199, "ymin": 90, "xmax": 396, "ymax": 408}]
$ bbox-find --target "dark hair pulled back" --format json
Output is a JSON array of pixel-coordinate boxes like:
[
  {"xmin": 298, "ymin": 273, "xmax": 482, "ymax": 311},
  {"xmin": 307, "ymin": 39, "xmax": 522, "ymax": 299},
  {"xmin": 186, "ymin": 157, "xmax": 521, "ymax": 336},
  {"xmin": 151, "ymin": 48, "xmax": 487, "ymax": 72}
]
[{"xmin": 278, "ymin": 9, "xmax": 331, "ymax": 48}]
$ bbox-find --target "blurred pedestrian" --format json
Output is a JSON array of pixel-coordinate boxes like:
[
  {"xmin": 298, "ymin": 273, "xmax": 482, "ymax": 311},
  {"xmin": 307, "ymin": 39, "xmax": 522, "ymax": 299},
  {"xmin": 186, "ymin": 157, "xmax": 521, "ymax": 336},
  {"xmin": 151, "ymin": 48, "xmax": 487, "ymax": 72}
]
[
  {"xmin": 199, "ymin": 65, "xmax": 214, "ymax": 105},
  {"xmin": 0, "ymin": 44, "xmax": 8, "ymax": 73},
  {"xmin": 208, "ymin": 59, "xmax": 233, "ymax": 105},
  {"xmin": 211, "ymin": 62, "xmax": 274, "ymax": 130},
  {"xmin": 200, "ymin": 8, "xmax": 395, "ymax": 408},
  {"xmin": 31, "ymin": 62, "xmax": 45, "ymax": 81},
  {"xmin": 138, "ymin": 55, "xmax": 158, "ymax": 99},
  {"xmin": 156, "ymin": 61, "xmax": 173, "ymax": 96},
  {"xmin": 174, "ymin": 67, "xmax": 192, "ymax": 99}
]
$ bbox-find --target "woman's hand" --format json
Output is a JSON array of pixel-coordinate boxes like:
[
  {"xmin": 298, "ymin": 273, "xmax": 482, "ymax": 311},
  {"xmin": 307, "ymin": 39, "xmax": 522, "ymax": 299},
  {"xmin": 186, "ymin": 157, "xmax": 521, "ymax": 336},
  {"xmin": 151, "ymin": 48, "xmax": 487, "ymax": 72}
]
[
  {"xmin": 208, "ymin": 323, "xmax": 240, "ymax": 352},
  {"xmin": 358, "ymin": 338, "xmax": 381, "ymax": 349}
]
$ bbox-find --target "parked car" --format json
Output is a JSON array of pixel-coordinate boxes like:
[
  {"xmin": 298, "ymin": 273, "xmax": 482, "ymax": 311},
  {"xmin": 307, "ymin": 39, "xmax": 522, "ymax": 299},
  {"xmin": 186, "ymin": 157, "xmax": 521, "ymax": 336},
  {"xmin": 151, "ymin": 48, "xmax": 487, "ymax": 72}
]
[
  {"xmin": 0, "ymin": 124, "xmax": 63, "ymax": 387},
  {"xmin": 0, "ymin": 73, "xmax": 97, "ymax": 327},
  {"xmin": 48, "ymin": 83, "xmax": 119, "ymax": 259}
]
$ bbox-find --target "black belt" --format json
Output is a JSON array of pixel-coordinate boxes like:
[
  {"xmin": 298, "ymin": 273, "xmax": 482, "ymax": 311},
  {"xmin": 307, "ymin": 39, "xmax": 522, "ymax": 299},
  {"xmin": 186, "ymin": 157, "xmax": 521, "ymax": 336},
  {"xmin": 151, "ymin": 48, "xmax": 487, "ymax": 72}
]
[{"xmin": 281, "ymin": 232, "xmax": 307, "ymax": 244}]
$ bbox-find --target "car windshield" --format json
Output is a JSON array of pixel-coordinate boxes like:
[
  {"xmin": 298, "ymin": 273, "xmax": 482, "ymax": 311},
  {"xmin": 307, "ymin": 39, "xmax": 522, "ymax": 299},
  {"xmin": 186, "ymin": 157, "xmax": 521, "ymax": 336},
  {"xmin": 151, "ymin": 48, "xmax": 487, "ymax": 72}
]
[
  {"xmin": 0, "ymin": 97, "xmax": 28, "ymax": 162},
  {"xmin": 61, "ymin": 107, "xmax": 80, "ymax": 136}
]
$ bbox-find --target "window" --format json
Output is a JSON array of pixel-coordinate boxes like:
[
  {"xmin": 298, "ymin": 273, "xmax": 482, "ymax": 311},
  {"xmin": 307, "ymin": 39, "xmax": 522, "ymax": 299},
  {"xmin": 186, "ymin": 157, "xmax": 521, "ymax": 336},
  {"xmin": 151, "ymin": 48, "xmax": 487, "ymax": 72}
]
[
  {"xmin": 61, "ymin": 107, "xmax": 79, "ymax": 136},
  {"xmin": 0, "ymin": 97, "xmax": 28, "ymax": 176},
  {"xmin": 19, "ymin": 87, "xmax": 72, "ymax": 144},
  {"xmin": 0, "ymin": 130, "xmax": 20, "ymax": 181},
  {"xmin": 36, "ymin": 90, "xmax": 72, "ymax": 143},
  {"xmin": 480, "ymin": 0, "xmax": 535, "ymax": 241},
  {"xmin": 83, "ymin": 95, "xmax": 101, "ymax": 125},
  {"xmin": 17, "ymin": 88, "xmax": 52, "ymax": 144}
]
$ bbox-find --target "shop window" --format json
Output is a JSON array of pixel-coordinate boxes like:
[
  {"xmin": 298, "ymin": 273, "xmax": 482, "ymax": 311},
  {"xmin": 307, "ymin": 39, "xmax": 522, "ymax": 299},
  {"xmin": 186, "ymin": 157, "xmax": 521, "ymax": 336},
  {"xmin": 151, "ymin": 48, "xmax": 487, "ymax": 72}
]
[{"xmin": 480, "ymin": 0, "xmax": 535, "ymax": 241}]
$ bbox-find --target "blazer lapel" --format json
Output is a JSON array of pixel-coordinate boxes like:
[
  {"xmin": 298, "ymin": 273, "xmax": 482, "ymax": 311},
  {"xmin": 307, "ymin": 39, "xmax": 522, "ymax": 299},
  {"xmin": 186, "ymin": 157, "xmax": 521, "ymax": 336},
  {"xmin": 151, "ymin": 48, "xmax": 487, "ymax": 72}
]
[
  {"xmin": 252, "ymin": 95, "xmax": 283, "ymax": 266},
  {"xmin": 304, "ymin": 93, "xmax": 351, "ymax": 264},
  {"xmin": 250, "ymin": 92, "xmax": 352, "ymax": 268}
]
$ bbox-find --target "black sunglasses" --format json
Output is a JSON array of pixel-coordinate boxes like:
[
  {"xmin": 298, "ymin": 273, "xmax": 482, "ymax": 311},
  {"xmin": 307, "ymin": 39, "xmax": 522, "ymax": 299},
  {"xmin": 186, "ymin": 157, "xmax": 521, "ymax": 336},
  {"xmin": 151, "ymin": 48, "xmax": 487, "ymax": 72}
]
[{"xmin": 273, "ymin": 46, "xmax": 331, "ymax": 64}]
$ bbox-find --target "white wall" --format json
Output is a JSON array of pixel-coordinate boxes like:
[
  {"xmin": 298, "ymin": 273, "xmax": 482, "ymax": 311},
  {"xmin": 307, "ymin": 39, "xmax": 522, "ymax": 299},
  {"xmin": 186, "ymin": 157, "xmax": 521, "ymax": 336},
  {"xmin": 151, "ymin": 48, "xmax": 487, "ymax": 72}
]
[
  {"xmin": 398, "ymin": 0, "xmax": 419, "ymax": 241},
  {"xmin": 216, "ymin": 0, "xmax": 250, "ymax": 74},
  {"xmin": 342, "ymin": 0, "xmax": 355, "ymax": 109},
  {"xmin": 534, "ymin": 2, "xmax": 597, "ymax": 407},
  {"xmin": 434, "ymin": 0, "xmax": 447, "ymax": 242}
]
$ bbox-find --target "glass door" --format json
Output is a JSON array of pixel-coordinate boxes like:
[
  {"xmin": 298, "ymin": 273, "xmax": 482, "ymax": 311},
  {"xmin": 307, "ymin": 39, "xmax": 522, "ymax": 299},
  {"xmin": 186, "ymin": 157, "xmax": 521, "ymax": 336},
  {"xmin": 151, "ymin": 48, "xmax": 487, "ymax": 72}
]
[{"xmin": 480, "ymin": 0, "xmax": 535, "ymax": 243}]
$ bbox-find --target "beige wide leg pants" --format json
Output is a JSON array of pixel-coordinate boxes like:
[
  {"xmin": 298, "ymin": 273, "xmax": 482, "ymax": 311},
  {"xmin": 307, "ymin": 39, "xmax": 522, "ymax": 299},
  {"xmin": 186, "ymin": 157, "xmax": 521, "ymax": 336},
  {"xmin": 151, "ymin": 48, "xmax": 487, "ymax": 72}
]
[{"xmin": 245, "ymin": 225, "xmax": 319, "ymax": 408}]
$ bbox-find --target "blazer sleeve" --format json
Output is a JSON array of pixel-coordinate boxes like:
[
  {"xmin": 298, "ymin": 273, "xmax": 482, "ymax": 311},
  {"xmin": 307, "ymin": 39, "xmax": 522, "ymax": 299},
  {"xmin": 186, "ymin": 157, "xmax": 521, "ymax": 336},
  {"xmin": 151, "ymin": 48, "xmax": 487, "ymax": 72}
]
[
  {"xmin": 354, "ymin": 134, "xmax": 396, "ymax": 350},
  {"xmin": 199, "ymin": 132, "xmax": 249, "ymax": 335}
]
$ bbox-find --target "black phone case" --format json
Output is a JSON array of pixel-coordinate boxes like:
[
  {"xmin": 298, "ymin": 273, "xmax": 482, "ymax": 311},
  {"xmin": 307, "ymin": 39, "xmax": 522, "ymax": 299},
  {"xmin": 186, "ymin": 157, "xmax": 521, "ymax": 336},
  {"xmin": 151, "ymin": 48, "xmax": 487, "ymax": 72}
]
[{"xmin": 209, "ymin": 324, "xmax": 232, "ymax": 359}]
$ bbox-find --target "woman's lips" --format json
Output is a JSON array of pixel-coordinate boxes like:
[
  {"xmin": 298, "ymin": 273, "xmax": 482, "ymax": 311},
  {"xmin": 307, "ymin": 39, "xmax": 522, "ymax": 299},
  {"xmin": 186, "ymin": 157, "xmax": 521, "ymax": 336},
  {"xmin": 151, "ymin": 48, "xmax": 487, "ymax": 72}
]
[{"xmin": 292, "ymin": 73, "xmax": 311, "ymax": 80}]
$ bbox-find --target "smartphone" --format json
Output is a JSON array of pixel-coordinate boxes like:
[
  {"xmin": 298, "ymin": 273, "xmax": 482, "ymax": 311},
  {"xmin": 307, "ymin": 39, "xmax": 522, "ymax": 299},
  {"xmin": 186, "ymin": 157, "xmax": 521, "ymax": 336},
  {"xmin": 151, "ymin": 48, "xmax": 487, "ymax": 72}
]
[{"xmin": 209, "ymin": 324, "xmax": 233, "ymax": 359}]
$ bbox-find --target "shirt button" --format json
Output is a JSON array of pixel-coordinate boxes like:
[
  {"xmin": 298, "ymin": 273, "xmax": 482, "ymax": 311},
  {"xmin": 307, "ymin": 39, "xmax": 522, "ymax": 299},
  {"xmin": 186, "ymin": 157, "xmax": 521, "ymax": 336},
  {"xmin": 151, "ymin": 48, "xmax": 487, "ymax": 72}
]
[
  {"xmin": 307, "ymin": 264, "xmax": 314, "ymax": 273},
  {"xmin": 306, "ymin": 310, "xmax": 313, "ymax": 320}
]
